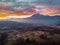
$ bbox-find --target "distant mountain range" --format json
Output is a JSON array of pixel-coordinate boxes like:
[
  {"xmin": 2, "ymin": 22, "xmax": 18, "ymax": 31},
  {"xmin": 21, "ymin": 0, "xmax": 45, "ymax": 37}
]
[
  {"xmin": 9, "ymin": 13, "xmax": 60, "ymax": 25},
  {"xmin": 0, "ymin": 13, "xmax": 60, "ymax": 28},
  {"xmin": 25, "ymin": 13, "xmax": 60, "ymax": 25},
  {"xmin": 27, "ymin": 13, "xmax": 60, "ymax": 19},
  {"xmin": 0, "ymin": 14, "xmax": 60, "ymax": 32}
]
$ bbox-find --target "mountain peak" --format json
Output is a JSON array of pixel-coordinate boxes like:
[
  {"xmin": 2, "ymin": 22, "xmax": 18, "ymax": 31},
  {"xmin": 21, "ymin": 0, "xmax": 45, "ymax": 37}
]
[
  {"xmin": 32, "ymin": 13, "xmax": 44, "ymax": 17},
  {"xmin": 28, "ymin": 13, "xmax": 45, "ymax": 19},
  {"xmin": 34, "ymin": 13, "xmax": 44, "ymax": 16}
]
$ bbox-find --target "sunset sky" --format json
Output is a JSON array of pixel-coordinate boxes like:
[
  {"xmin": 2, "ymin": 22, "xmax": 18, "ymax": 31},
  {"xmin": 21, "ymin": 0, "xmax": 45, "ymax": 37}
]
[{"xmin": 0, "ymin": 0, "xmax": 60, "ymax": 19}]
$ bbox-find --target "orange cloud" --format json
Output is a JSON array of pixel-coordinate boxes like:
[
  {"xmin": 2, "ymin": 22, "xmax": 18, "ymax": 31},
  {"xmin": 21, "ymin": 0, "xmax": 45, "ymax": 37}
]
[
  {"xmin": 40, "ymin": 8, "xmax": 60, "ymax": 16},
  {"xmin": 0, "ymin": 6, "xmax": 35, "ymax": 19},
  {"xmin": 0, "ymin": 11, "xmax": 33, "ymax": 20}
]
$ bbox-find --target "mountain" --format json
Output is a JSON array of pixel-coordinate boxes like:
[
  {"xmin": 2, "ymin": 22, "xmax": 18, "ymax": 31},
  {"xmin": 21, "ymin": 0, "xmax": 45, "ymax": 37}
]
[
  {"xmin": 27, "ymin": 13, "xmax": 45, "ymax": 19},
  {"xmin": 5, "ymin": 13, "xmax": 60, "ymax": 26},
  {"xmin": 24, "ymin": 13, "xmax": 60, "ymax": 25},
  {"xmin": 26, "ymin": 13, "xmax": 60, "ymax": 19}
]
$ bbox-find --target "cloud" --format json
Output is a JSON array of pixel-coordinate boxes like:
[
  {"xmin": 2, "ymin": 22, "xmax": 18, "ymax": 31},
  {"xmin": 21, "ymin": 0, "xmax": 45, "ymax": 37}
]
[
  {"xmin": 32, "ymin": 3, "xmax": 60, "ymax": 16},
  {"xmin": 0, "ymin": 11, "xmax": 35, "ymax": 20},
  {"xmin": 0, "ymin": 2, "xmax": 15, "ymax": 6},
  {"xmin": 0, "ymin": 8, "xmax": 34, "ymax": 19},
  {"xmin": 16, "ymin": 0, "xmax": 36, "ymax": 2},
  {"xmin": 0, "ymin": 0, "xmax": 60, "ymax": 20}
]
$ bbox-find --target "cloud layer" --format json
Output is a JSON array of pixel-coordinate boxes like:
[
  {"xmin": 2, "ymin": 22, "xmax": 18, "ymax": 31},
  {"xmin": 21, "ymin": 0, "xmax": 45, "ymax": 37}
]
[{"xmin": 0, "ymin": 0, "xmax": 60, "ymax": 19}]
